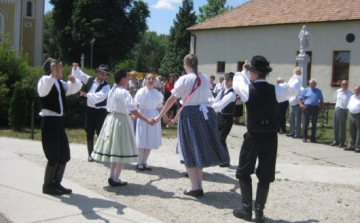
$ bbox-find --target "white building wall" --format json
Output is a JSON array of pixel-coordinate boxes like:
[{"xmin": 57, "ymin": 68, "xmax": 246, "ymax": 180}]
[{"xmin": 190, "ymin": 21, "xmax": 360, "ymax": 102}]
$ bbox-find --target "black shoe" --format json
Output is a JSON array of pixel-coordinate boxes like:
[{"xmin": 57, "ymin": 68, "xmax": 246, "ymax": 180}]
[
  {"xmin": 53, "ymin": 182, "xmax": 72, "ymax": 194},
  {"xmin": 88, "ymin": 156, "xmax": 94, "ymax": 162},
  {"xmin": 219, "ymin": 162, "xmax": 230, "ymax": 167},
  {"xmin": 310, "ymin": 139, "xmax": 317, "ymax": 143},
  {"xmin": 286, "ymin": 133, "xmax": 294, "ymax": 137},
  {"xmin": 43, "ymin": 184, "xmax": 64, "ymax": 195},
  {"xmin": 184, "ymin": 173, "xmax": 189, "ymax": 177},
  {"xmin": 233, "ymin": 206, "xmax": 252, "ymax": 221},
  {"xmin": 338, "ymin": 143, "xmax": 345, "ymax": 148},
  {"xmin": 183, "ymin": 189, "xmax": 204, "ymax": 197},
  {"xmin": 330, "ymin": 141, "xmax": 338, "ymax": 146},
  {"xmin": 355, "ymin": 148, "xmax": 360, "ymax": 153},
  {"xmin": 110, "ymin": 180, "xmax": 128, "ymax": 187},
  {"xmin": 143, "ymin": 164, "xmax": 152, "ymax": 171},
  {"xmin": 344, "ymin": 147, "xmax": 355, "ymax": 151},
  {"xmin": 108, "ymin": 178, "xmax": 113, "ymax": 186},
  {"xmin": 293, "ymin": 135, "xmax": 298, "ymax": 138},
  {"xmin": 136, "ymin": 164, "xmax": 145, "ymax": 171}
]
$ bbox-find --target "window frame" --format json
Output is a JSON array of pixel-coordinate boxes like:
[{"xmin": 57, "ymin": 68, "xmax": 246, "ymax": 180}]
[
  {"xmin": 24, "ymin": 0, "xmax": 35, "ymax": 18},
  {"xmin": 237, "ymin": 61, "xmax": 245, "ymax": 72},
  {"xmin": 217, "ymin": 61, "xmax": 225, "ymax": 73},
  {"xmin": 331, "ymin": 51, "xmax": 350, "ymax": 87}
]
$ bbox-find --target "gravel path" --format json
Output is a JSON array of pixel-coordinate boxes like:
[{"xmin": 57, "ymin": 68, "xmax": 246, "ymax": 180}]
[{"xmin": 2, "ymin": 124, "xmax": 360, "ymax": 223}]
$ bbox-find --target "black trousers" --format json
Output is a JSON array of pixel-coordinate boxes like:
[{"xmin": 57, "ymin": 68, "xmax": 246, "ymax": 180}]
[
  {"xmin": 236, "ymin": 131, "xmax": 278, "ymax": 184},
  {"xmin": 218, "ymin": 113, "xmax": 234, "ymax": 160},
  {"xmin": 302, "ymin": 105, "xmax": 319, "ymax": 141},
  {"xmin": 41, "ymin": 116, "xmax": 70, "ymax": 166},
  {"xmin": 277, "ymin": 101, "xmax": 289, "ymax": 132},
  {"xmin": 85, "ymin": 107, "xmax": 108, "ymax": 141}
]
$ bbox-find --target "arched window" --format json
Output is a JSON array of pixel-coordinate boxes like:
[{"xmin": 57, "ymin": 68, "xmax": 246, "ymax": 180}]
[
  {"xmin": 26, "ymin": 1, "xmax": 32, "ymax": 17},
  {"xmin": 0, "ymin": 13, "xmax": 4, "ymax": 35}
]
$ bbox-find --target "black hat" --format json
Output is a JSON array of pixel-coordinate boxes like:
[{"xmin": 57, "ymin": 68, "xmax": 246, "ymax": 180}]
[
  {"xmin": 96, "ymin": 64, "xmax": 110, "ymax": 75},
  {"xmin": 43, "ymin": 57, "xmax": 61, "ymax": 75},
  {"xmin": 245, "ymin": 55, "xmax": 272, "ymax": 75}
]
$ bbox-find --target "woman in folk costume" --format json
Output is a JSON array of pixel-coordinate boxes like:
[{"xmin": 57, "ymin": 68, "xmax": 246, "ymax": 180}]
[
  {"xmin": 134, "ymin": 73, "xmax": 167, "ymax": 171},
  {"xmin": 155, "ymin": 53, "xmax": 229, "ymax": 197},
  {"xmin": 92, "ymin": 69, "xmax": 154, "ymax": 186}
]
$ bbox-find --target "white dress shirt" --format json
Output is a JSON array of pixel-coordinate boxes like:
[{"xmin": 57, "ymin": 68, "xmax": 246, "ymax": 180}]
[
  {"xmin": 233, "ymin": 71, "xmax": 302, "ymax": 103},
  {"xmin": 212, "ymin": 87, "xmax": 237, "ymax": 113},
  {"xmin": 71, "ymin": 67, "xmax": 110, "ymax": 109},
  {"xmin": 347, "ymin": 94, "xmax": 360, "ymax": 114},
  {"xmin": 334, "ymin": 88, "xmax": 353, "ymax": 109},
  {"xmin": 213, "ymin": 82, "xmax": 224, "ymax": 94},
  {"xmin": 37, "ymin": 75, "xmax": 82, "ymax": 116},
  {"xmin": 289, "ymin": 87, "xmax": 304, "ymax": 106}
]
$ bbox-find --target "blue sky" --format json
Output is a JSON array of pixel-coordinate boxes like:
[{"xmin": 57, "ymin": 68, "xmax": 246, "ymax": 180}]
[{"xmin": 44, "ymin": 0, "xmax": 250, "ymax": 35}]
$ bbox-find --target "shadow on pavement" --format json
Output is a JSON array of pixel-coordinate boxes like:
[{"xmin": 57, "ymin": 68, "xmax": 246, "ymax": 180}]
[{"xmin": 56, "ymin": 193, "xmax": 126, "ymax": 223}]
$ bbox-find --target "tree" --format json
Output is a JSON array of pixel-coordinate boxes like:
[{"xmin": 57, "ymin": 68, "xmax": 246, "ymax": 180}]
[
  {"xmin": 43, "ymin": 11, "xmax": 60, "ymax": 60},
  {"xmin": 8, "ymin": 82, "xmax": 28, "ymax": 131},
  {"xmin": 48, "ymin": 0, "xmax": 150, "ymax": 68},
  {"xmin": 198, "ymin": 0, "xmax": 232, "ymax": 22},
  {"xmin": 0, "ymin": 34, "xmax": 29, "ymax": 126},
  {"xmin": 158, "ymin": 0, "xmax": 197, "ymax": 76}
]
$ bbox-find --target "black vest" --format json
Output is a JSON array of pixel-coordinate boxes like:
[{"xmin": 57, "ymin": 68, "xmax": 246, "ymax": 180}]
[
  {"xmin": 220, "ymin": 88, "xmax": 236, "ymax": 115},
  {"xmin": 39, "ymin": 80, "xmax": 67, "ymax": 114},
  {"xmin": 246, "ymin": 82, "xmax": 278, "ymax": 132},
  {"xmin": 84, "ymin": 77, "xmax": 108, "ymax": 107}
]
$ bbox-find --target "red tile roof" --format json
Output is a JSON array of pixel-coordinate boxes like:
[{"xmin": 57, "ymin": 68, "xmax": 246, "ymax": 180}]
[{"xmin": 188, "ymin": 0, "xmax": 360, "ymax": 31}]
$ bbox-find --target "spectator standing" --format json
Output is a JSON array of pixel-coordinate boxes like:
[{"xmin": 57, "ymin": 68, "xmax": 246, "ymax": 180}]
[
  {"xmin": 38, "ymin": 58, "xmax": 82, "ymax": 195},
  {"xmin": 213, "ymin": 76, "xmax": 225, "ymax": 97},
  {"xmin": 164, "ymin": 74, "xmax": 177, "ymax": 120},
  {"xmin": 276, "ymin": 77, "xmax": 289, "ymax": 134},
  {"xmin": 330, "ymin": 80, "xmax": 353, "ymax": 147},
  {"xmin": 72, "ymin": 64, "xmax": 110, "ymax": 162},
  {"xmin": 344, "ymin": 86, "xmax": 360, "ymax": 152},
  {"xmin": 287, "ymin": 87, "xmax": 304, "ymax": 138},
  {"xmin": 298, "ymin": 79, "xmax": 324, "ymax": 143},
  {"xmin": 210, "ymin": 75, "xmax": 216, "ymax": 96},
  {"xmin": 232, "ymin": 56, "xmax": 301, "ymax": 223},
  {"xmin": 128, "ymin": 71, "xmax": 140, "ymax": 98}
]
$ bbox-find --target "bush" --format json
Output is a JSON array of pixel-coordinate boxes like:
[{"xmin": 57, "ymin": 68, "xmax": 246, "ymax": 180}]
[
  {"xmin": 0, "ymin": 34, "xmax": 29, "ymax": 126},
  {"xmin": 8, "ymin": 82, "xmax": 28, "ymax": 131}
]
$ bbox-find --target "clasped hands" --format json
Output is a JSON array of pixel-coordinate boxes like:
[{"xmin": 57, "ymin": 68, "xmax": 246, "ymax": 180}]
[{"xmin": 138, "ymin": 115, "xmax": 176, "ymax": 127}]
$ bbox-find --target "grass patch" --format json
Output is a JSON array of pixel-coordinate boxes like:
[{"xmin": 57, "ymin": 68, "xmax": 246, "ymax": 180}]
[{"xmin": 0, "ymin": 120, "xmax": 178, "ymax": 143}]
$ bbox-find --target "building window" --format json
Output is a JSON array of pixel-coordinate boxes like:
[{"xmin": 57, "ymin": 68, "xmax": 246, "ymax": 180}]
[
  {"xmin": 331, "ymin": 51, "xmax": 350, "ymax": 86},
  {"xmin": 237, "ymin": 61, "xmax": 245, "ymax": 72},
  {"xmin": 0, "ymin": 13, "xmax": 4, "ymax": 37},
  {"xmin": 26, "ymin": 1, "xmax": 32, "ymax": 17},
  {"xmin": 217, "ymin": 61, "xmax": 225, "ymax": 73},
  {"xmin": 296, "ymin": 51, "xmax": 312, "ymax": 85}
]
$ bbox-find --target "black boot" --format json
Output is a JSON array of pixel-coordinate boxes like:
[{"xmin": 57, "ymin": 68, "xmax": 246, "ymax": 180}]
[
  {"xmin": 43, "ymin": 164, "xmax": 64, "ymax": 195},
  {"xmin": 87, "ymin": 140, "xmax": 94, "ymax": 162},
  {"xmin": 255, "ymin": 187, "xmax": 269, "ymax": 223},
  {"xmin": 233, "ymin": 181, "xmax": 252, "ymax": 221},
  {"xmin": 53, "ymin": 164, "xmax": 72, "ymax": 194}
]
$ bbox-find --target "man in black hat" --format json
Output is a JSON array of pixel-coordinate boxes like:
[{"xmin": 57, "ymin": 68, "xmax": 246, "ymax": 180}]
[
  {"xmin": 232, "ymin": 56, "xmax": 302, "ymax": 223},
  {"xmin": 71, "ymin": 63, "xmax": 110, "ymax": 162},
  {"xmin": 38, "ymin": 58, "xmax": 82, "ymax": 195},
  {"xmin": 212, "ymin": 72, "xmax": 237, "ymax": 167}
]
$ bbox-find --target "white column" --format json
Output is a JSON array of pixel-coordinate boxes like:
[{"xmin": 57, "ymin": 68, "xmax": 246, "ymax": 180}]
[{"xmin": 296, "ymin": 54, "xmax": 311, "ymax": 87}]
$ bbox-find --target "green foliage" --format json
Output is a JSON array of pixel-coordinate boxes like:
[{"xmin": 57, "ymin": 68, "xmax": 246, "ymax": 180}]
[
  {"xmin": 8, "ymin": 82, "xmax": 28, "ymax": 131},
  {"xmin": 119, "ymin": 31, "xmax": 168, "ymax": 73},
  {"xmin": 43, "ymin": 11, "xmax": 60, "ymax": 60},
  {"xmin": 0, "ymin": 34, "xmax": 29, "ymax": 126},
  {"xmin": 47, "ymin": 0, "xmax": 150, "ymax": 68},
  {"xmin": 198, "ymin": 0, "xmax": 232, "ymax": 22},
  {"xmin": 158, "ymin": 0, "xmax": 197, "ymax": 76}
]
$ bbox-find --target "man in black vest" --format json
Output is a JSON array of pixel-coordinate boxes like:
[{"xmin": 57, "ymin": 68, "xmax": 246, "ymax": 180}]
[
  {"xmin": 38, "ymin": 58, "xmax": 82, "ymax": 195},
  {"xmin": 232, "ymin": 56, "xmax": 302, "ymax": 223},
  {"xmin": 212, "ymin": 72, "xmax": 237, "ymax": 167},
  {"xmin": 71, "ymin": 63, "xmax": 110, "ymax": 162}
]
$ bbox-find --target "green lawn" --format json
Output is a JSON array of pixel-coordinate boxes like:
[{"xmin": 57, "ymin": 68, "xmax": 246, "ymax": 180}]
[{"xmin": 0, "ymin": 109, "xmax": 350, "ymax": 146}]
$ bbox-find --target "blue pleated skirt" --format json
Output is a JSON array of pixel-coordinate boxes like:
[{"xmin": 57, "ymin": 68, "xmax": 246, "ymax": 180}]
[{"xmin": 178, "ymin": 105, "xmax": 229, "ymax": 168}]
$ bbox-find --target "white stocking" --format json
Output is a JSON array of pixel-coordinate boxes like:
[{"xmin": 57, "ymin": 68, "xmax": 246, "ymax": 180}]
[
  {"xmin": 138, "ymin": 148, "xmax": 144, "ymax": 165},
  {"xmin": 142, "ymin": 149, "xmax": 151, "ymax": 164},
  {"xmin": 113, "ymin": 163, "xmax": 125, "ymax": 183},
  {"xmin": 110, "ymin": 162, "xmax": 117, "ymax": 179},
  {"xmin": 186, "ymin": 166, "xmax": 200, "ymax": 190}
]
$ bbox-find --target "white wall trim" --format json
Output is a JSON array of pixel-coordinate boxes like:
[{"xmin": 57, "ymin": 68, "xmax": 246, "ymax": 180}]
[{"xmin": 34, "ymin": 0, "xmax": 44, "ymax": 66}]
